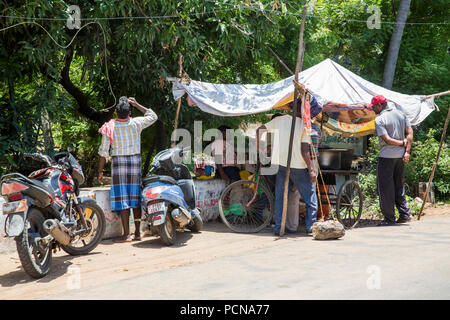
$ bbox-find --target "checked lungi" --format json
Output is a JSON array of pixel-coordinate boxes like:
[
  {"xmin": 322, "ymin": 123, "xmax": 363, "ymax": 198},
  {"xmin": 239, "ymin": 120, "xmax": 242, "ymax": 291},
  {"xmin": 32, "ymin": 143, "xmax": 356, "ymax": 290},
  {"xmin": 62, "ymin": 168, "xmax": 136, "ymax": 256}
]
[{"xmin": 110, "ymin": 154, "xmax": 141, "ymax": 212}]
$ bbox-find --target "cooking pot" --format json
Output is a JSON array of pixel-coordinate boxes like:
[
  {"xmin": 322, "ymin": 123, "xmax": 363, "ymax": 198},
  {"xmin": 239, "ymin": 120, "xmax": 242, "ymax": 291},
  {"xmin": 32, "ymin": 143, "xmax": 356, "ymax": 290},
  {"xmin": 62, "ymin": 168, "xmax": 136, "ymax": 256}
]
[{"xmin": 318, "ymin": 148, "xmax": 354, "ymax": 170}]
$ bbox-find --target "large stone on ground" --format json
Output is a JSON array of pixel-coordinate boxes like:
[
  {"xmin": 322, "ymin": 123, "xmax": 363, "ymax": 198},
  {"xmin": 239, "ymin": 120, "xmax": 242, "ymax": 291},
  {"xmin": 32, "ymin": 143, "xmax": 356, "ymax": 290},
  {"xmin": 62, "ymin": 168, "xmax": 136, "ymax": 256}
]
[{"xmin": 312, "ymin": 220, "xmax": 345, "ymax": 240}]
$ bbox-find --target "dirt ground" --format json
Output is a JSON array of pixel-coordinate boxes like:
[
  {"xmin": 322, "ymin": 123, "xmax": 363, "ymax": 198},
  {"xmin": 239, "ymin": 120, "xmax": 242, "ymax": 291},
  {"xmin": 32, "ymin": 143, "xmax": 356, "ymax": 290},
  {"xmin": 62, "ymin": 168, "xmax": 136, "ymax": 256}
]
[
  {"xmin": 418, "ymin": 203, "xmax": 450, "ymax": 217},
  {"xmin": 0, "ymin": 204, "xmax": 449, "ymax": 300}
]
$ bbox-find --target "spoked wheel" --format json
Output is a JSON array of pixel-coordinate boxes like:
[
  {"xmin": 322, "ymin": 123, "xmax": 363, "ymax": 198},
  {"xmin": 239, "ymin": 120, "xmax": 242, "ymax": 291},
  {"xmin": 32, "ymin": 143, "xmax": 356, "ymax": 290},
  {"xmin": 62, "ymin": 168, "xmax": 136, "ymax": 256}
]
[
  {"xmin": 61, "ymin": 200, "xmax": 106, "ymax": 256},
  {"xmin": 219, "ymin": 179, "xmax": 273, "ymax": 233},
  {"xmin": 336, "ymin": 180, "xmax": 363, "ymax": 229},
  {"xmin": 15, "ymin": 208, "xmax": 52, "ymax": 279}
]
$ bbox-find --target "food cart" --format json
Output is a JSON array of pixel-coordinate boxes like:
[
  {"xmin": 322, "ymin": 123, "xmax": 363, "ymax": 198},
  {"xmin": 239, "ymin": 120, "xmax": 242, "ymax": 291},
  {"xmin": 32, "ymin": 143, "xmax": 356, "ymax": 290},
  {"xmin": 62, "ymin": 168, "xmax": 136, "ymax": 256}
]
[{"xmin": 169, "ymin": 58, "xmax": 437, "ymax": 232}]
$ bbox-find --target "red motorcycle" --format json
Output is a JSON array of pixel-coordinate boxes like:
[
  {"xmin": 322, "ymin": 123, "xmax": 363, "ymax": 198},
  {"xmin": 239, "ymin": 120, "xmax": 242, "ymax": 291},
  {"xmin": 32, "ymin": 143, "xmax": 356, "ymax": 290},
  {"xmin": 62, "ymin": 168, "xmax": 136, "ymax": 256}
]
[{"xmin": 1, "ymin": 145, "xmax": 105, "ymax": 278}]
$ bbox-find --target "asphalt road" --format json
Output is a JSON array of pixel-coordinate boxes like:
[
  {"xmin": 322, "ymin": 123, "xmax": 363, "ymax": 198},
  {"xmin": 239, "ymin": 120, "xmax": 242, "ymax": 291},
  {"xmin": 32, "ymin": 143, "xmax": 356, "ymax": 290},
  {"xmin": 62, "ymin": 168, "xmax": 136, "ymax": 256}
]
[{"xmin": 44, "ymin": 216, "xmax": 450, "ymax": 300}]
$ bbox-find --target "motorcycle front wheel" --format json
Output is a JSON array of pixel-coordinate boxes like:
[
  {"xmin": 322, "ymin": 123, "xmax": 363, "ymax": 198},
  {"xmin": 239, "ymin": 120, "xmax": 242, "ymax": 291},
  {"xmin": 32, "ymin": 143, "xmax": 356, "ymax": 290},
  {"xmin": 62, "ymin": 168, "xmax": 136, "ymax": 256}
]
[
  {"xmin": 61, "ymin": 199, "xmax": 106, "ymax": 256},
  {"xmin": 187, "ymin": 211, "xmax": 203, "ymax": 233},
  {"xmin": 15, "ymin": 208, "xmax": 52, "ymax": 279},
  {"xmin": 158, "ymin": 215, "xmax": 176, "ymax": 246}
]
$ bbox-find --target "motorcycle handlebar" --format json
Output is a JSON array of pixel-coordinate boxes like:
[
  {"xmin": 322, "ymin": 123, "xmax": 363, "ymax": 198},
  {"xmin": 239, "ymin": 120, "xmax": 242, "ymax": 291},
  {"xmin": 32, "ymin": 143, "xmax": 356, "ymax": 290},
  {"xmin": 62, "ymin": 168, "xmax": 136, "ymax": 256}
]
[{"xmin": 23, "ymin": 153, "xmax": 53, "ymax": 167}]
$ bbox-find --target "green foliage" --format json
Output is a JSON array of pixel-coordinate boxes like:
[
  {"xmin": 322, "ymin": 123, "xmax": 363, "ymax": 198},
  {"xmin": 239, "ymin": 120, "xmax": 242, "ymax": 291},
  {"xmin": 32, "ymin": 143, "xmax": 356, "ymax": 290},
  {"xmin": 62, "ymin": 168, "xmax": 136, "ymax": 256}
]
[
  {"xmin": 0, "ymin": 79, "xmax": 70, "ymax": 175},
  {"xmin": 0, "ymin": 0, "xmax": 449, "ymax": 187},
  {"xmin": 404, "ymin": 129, "xmax": 450, "ymax": 198},
  {"xmin": 52, "ymin": 105, "xmax": 103, "ymax": 187},
  {"xmin": 404, "ymin": 195, "xmax": 422, "ymax": 217},
  {"xmin": 358, "ymin": 170, "xmax": 378, "ymax": 200},
  {"xmin": 359, "ymin": 130, "xmax": 450, "ymax": 204},
  {"xmin": 358, "ymin": 136, "xmax": 381, "ymax": 216}
]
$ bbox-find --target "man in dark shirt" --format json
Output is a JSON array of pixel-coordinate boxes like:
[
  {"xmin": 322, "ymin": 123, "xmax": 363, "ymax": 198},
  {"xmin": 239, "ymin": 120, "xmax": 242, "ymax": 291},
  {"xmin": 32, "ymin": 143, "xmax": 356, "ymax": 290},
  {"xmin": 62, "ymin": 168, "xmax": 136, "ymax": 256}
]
[{"xmin": 368, "ymin": 95, "xmax": 413, "ymax": 226}]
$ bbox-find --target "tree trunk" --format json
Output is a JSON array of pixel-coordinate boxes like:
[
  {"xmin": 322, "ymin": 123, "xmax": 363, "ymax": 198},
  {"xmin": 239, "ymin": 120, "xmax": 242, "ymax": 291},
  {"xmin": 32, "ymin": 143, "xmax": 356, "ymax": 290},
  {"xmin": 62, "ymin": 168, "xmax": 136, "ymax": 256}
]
[
  {"xmin": 155, "ymin": 120, "xmax": 167, "ymax": 152},
  {"xmin": 40, "ymin": 109, "xmax": 54, "ymax": 155},
  {"xmin": 8, "ymin": 77, "xmax": 15, "ymax": 102},
  {"xmin": 84, "ymin": 155, "xmax": 98, "ymax": 187},
  {"xmin": 143, "ymin": 138, "xmax": 156, "ymax": 176},
  {"xmin": 57, "ymin": 47, "xmax": 115, "ymax": 124},
  {"xmin": 382, "ymin": 0, "xmax": 411, "ymax": 89}
]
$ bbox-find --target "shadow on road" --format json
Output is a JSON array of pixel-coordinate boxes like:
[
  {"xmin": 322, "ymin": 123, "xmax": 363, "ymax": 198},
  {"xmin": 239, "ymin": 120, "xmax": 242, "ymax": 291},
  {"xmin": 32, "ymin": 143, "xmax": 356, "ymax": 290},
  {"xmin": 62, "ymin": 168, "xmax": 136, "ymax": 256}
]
[
  {"xmin": 0, "ymin": 252, "xmax": 102, "ymax": 288},
  {"xmin": 353, "ymin": 218, "xmax": 413, "ymax": 229},
  {"xmin": 131, "ymin": 231, "xmax": 194, "ymax": 249},
  {"xmin": 202, "ymin": 220, "xmax": 282, "ymax": 238},
  {"xmin": 201, "ymin": 220, "xmax": 321, "ymax": 240}
]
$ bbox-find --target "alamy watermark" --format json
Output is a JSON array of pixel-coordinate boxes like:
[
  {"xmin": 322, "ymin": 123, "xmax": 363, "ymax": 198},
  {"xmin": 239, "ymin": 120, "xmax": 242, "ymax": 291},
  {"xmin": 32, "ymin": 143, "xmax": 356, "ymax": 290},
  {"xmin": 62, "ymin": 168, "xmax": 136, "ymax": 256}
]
[
  {"xmin": 67, "ymin": 5, "xmax": 81, "ymax": 30},
  {"xmin": 67, "ymin": 265, "xmax": 81, "ymax": 290},
  {"xmin": 366, "ymin": 5, "xmax": 381, "ymax": 30},
  {"xmin": 366, "ymin": 265, "xmax": 381, "ymax": 290},
  {"xmin": 171, "ymin": 122, "xmax": 281, "ymax": 175}
]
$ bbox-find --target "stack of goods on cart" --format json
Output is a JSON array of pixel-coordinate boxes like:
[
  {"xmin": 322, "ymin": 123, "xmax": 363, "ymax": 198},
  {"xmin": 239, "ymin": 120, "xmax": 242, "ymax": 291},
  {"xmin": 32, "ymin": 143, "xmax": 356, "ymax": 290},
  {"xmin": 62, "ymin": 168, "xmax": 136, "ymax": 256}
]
[{"xmin": 193, "ymin": 154, "xmax": 215, "ymax": 180}]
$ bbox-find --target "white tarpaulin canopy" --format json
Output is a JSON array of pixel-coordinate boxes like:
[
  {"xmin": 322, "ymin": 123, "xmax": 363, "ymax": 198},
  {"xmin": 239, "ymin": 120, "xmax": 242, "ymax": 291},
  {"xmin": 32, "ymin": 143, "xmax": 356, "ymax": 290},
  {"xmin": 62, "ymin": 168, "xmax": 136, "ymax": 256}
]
[{"xmin": 172, "ymin": 58, "xmax": 437, "ymax": 127}]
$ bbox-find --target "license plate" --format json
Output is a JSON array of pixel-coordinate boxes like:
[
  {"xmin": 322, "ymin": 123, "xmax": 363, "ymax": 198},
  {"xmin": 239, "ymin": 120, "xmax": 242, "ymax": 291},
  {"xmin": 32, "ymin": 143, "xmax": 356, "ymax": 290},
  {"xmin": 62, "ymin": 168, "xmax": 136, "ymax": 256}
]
[
  {"xmin": 148, "ymin": 202, "xmax": 165, "ymax": 214},
  {"xmin": 3, "ymin": 199, "xmax": 28, "ymax": 215}
]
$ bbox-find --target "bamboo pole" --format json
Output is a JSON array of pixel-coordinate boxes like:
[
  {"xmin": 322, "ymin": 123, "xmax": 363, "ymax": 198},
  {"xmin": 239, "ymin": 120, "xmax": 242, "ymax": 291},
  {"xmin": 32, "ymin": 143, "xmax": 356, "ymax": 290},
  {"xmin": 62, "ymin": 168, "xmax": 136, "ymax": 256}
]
[
  {"xmin": 172, "ymin": 53, "xmax": 183, "ymax": 148},
  {"xmin": 424, "ymin": 90, "xmax": 450, "ymax": 100},
  {"xmin": 417, "ymin": 104, "xmax": 450, "ymax": 220},
  {"xmin": 263, "ymin": 43, "xmax": 294, "ymax": 75},
  {"xmin": 279, "ymin": 4, "xmax": 308, "ymax": 237}
]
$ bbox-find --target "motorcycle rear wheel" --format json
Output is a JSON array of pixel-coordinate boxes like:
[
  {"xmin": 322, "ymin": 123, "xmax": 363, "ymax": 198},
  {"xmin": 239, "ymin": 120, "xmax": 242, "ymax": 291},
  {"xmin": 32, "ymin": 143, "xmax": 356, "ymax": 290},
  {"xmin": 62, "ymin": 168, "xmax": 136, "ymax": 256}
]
[
  {"xmin": 61, "ymin": 200, "xmax": 106, "ymax": 256},
  {"xmin": 158, "ymin": 216, "xmax": 176, "ymax": 246},
  {"xmin": 15, "ymin": 208, "xmax": 52, "ymax": 279}
]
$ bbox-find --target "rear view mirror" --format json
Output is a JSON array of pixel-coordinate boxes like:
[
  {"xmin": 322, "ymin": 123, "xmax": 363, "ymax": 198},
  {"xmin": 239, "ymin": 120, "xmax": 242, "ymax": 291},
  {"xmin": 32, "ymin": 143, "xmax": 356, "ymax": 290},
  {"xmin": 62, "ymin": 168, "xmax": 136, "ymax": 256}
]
[{"xmin": 67, "ymin": 143, "xmax": 75, "ymax": 153}]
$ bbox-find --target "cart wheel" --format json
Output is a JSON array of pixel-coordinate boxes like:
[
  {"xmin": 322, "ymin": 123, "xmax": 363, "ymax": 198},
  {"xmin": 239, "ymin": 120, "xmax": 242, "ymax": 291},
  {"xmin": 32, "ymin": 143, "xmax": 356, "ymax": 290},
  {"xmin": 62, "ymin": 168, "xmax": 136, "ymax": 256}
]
[
  {"xmin": 336, "ymin": 180, "xmax": 363, "ymax": 229},
  {"xmin": 219, "ymin": 180, "xmax": 274, "ymax": 233}
]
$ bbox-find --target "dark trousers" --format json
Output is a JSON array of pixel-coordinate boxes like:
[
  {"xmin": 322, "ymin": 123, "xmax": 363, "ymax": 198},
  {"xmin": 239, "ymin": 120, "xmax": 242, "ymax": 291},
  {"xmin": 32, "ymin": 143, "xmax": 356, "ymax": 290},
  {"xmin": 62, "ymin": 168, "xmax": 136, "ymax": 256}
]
[{"xmin": 377, "ymin": 157, "xmax": 411, "ymax": 222}]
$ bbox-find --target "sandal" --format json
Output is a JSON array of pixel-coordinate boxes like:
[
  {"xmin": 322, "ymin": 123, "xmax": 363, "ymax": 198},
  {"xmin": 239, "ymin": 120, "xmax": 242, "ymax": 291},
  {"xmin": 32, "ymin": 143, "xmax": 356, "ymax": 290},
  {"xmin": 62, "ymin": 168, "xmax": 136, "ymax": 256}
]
[
  {"xmin": 133, "ymin": 235, "xmax": 142, "ymax": 241},
  {"xmin": 113, "ymin": 235, "xmax": 133, "ymax": 243}
]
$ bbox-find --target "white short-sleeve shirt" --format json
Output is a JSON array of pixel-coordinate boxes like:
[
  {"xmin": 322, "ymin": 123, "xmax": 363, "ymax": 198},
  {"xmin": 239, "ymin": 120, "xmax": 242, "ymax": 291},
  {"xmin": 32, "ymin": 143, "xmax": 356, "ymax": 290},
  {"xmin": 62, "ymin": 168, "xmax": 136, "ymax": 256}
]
[{"xmin": 264, "ymin": 115, "xmax": 311, "ymax": 169}]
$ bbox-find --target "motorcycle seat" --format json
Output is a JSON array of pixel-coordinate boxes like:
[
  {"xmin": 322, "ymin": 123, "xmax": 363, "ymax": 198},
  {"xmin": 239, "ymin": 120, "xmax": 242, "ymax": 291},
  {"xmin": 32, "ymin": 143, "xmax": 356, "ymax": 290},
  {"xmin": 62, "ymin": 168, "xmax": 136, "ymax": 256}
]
[
  {"xmin": 30, "ymin": 179, "xmax": 56, "ymax": 199},
  {"xmin": 142, "ymin": 175, "xmax": 177, "ymax": 186}
]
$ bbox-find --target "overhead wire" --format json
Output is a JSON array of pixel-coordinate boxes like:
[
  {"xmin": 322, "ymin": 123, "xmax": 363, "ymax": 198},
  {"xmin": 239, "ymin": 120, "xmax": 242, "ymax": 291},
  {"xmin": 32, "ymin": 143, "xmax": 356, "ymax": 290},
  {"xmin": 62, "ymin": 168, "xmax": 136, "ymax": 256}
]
[
  {"xmin": 0, "ymin": 21, "xmax": 116, "ymax": 110},
  {"xmin": 0, "ymin": 7, "xmax": 238, "ymax": 111},
  {"xmin": 0, "ymin": 3, "xmax": 448, "ymax": 25},
  {"xmin": 202, "ymin": 0, "xmax": 450, "ymax": 26},
  {"xmin": 0, "ymin": 8, "xmax": 237, "ymax": 21},
  {"xmin": 0, "ymin": 2, "xmax": 447, "ymax": 111}
]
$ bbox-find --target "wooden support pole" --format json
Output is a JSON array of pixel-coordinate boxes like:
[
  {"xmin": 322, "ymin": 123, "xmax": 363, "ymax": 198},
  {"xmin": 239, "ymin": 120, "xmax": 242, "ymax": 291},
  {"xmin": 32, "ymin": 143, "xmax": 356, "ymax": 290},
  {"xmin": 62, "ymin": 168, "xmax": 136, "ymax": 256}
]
[
  {"xmin": 424, "ymin": 90, "xmax": 450, "ymax": 100},
  {"xmin": 172, "ymin": 53, "xmax": 183, "ymax": 148},
  {"xmin": 280, "ymin": 4, "xmax": 308, "ymax": 237},
  {"xmin": 418, "ymin": 104, "xmax": 450, "ymax": 220},
  {"xmin": 263, "ymin": 43, "xmax": 294, "ymax": 75}
]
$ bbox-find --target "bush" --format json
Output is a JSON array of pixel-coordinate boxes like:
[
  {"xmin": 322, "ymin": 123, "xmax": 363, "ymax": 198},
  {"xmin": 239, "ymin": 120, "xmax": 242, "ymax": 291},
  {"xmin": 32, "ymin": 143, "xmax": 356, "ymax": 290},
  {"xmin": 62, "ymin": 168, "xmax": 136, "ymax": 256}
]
[
  {"xmin": 358, "ymin": 171, "xmax": 378, "ymax": 200},
  {"xmin": 359, "ymin": 129, "xmax": 449, "ymax": 201},
  {"xmin": 358, "ymin": 128, "xmax": 448, "ymax": 217},
  {"xmin": 404, "ymin": 129, "xmax": 450, "ymax": 200},
  {"xmin": 404, "ymin": 195, "xmax": 422, "ymax": 217}
]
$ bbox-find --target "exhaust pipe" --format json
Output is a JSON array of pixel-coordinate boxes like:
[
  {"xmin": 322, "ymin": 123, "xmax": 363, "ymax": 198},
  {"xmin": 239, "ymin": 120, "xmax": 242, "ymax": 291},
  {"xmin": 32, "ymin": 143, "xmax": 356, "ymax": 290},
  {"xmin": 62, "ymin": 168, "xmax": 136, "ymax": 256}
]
[
  {"xmin": 171, "ymin": 208, "xmax": 189, "ymax": 228},
  {"xmin": 43, "ymin": 219, "xmax": 71, "ymax": 246}
]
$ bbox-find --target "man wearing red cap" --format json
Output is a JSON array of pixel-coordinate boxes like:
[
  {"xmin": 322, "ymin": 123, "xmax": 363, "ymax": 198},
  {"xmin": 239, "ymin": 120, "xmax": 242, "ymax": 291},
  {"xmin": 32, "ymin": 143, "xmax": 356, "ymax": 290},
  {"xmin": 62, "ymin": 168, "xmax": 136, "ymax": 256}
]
[{"xmin": 367, "ymin": 95, "xmax": 413, "ymax": 226}]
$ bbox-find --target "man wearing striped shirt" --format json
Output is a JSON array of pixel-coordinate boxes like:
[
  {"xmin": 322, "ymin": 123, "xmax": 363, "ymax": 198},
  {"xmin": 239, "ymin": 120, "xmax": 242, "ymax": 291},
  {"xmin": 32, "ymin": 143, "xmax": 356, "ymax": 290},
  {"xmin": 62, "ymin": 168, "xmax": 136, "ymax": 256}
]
[{"xmin": 98, "ymin": 97, "xmax": 157, "ymax": 242}]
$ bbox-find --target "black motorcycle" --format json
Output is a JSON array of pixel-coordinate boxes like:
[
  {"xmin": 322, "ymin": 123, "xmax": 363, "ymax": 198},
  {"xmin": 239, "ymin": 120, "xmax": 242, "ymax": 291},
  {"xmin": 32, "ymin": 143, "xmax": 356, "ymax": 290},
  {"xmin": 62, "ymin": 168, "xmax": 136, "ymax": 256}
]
[{"xmin": 1, "ymin": 144, "xmax": 106, "ymax": 278}]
